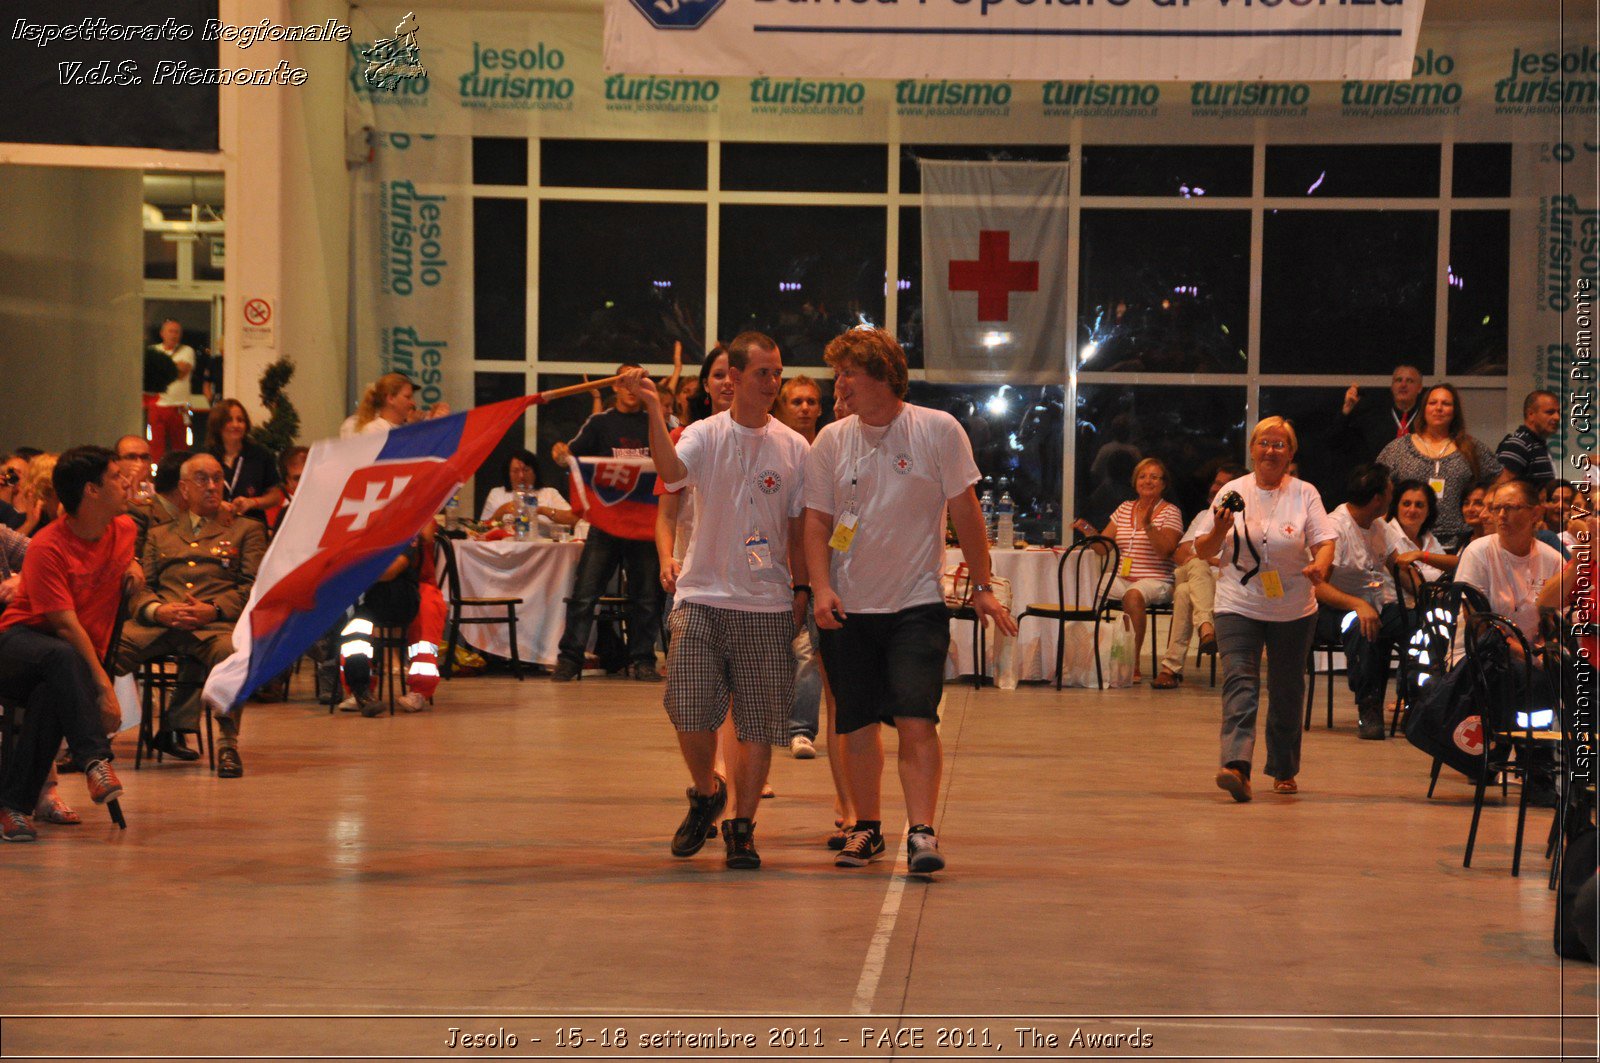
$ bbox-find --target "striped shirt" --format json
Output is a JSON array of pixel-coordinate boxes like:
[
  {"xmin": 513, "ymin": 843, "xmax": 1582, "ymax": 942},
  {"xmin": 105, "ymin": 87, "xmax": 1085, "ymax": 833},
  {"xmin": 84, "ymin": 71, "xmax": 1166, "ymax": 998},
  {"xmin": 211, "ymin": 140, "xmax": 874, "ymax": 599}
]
[
  {"xmin": 1495, "ymin": 425, "xmax": 1556, "ymax": 483},
  {"xmin": 1110, "ymin": 499, "xmax": 1184, "ymax": 581}
]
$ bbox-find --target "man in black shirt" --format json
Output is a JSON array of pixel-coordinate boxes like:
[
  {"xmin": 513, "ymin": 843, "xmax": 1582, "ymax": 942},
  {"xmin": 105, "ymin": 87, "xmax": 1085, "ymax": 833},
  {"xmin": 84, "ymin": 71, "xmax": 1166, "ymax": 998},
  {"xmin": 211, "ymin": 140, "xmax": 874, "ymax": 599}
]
[
  {"xmin": 551, "ymin": 365, "xmax": 663, "ymax": 683},
  {"xmin": 1336, "ymin": 364, "xmax": 1424, "ymax": 461}
]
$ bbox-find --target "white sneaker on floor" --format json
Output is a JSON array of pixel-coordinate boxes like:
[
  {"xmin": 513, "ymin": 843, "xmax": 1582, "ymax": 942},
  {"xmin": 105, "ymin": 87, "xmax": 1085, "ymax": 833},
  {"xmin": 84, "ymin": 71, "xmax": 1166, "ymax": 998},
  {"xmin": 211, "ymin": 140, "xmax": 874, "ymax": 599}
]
[
  {"xmin": 790, "ymin": 735, "xmax": 816, "ymax": 759},
  {"xmin": 398, "ymin": 692, "xmax": 430, "ymax": 713},
  {"xmin": 336, "ymin": 695, "xmax": 358, "ymax": 711}
]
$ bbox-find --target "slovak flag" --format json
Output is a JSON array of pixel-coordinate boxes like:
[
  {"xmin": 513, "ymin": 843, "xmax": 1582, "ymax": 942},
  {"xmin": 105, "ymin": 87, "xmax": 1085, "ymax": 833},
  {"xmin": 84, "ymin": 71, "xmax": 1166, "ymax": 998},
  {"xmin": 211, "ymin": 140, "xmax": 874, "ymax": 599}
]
[
  {"xmin": 920, "ymin": 160, "xmax": 1068, "ymax": 385},
  {"xmin": 203, "ymin": 397, "xmax": 536, "ymax": 713},
  {"xmin": 567, "ymin": 456, "xmax": 658, "ymax": 542}
]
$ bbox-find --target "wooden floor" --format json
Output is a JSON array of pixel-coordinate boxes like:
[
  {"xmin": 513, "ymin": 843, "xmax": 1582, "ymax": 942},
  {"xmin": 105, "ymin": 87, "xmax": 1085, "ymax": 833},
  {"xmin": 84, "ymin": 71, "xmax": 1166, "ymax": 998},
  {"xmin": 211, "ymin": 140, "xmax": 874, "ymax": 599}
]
[{"xmin": 3, "ymin": 668, "xmax": 1596, "ymax": 1061}]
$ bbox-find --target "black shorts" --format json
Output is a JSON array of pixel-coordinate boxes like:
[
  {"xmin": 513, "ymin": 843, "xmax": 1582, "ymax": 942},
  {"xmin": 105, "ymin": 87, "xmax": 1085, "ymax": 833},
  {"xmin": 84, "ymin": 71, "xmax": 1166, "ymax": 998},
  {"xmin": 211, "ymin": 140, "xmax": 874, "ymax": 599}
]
[{"xmin": 817, "ymin": 601, "xmax": 948, "ymax": 734}]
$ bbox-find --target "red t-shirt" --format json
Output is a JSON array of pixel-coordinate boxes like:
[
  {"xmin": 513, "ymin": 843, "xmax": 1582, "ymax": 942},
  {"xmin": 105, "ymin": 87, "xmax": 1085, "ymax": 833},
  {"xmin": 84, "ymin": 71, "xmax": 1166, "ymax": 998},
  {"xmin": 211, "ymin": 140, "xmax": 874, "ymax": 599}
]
[{"xmin": 0, "ymin": 515, "xmax": 136, "ymax": 659}]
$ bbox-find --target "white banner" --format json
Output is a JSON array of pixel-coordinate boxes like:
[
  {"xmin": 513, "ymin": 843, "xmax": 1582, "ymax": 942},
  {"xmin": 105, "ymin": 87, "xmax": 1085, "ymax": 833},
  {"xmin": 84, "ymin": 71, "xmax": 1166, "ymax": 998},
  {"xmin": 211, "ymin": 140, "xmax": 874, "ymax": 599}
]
[
  {"xmin": 922, "ymin": 162, "xmax": 1068, "ymax": 385},
  {"xmin": 603, "ymin": 0, "xmax": 1425, "ymax": 83}
]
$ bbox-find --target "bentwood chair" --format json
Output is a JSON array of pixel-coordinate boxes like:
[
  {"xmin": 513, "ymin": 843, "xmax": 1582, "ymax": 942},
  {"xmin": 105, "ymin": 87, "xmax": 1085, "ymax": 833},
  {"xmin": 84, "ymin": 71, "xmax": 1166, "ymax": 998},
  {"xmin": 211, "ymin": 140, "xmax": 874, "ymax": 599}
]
[
  {"xmin": 1018, "ymin": 537, "xmax": 1119, "ymax": 690},
  {"xmin": 436, "ymin": 536, "xmax": 524, "ymax": 681}
]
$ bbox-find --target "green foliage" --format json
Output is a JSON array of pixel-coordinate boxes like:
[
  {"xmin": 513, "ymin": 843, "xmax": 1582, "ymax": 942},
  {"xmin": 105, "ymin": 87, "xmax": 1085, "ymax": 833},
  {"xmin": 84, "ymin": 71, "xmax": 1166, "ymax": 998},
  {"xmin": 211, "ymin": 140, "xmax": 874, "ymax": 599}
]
[{"xmin": 249, "ymin": 357, "xmax": 301, "ymax": 456}]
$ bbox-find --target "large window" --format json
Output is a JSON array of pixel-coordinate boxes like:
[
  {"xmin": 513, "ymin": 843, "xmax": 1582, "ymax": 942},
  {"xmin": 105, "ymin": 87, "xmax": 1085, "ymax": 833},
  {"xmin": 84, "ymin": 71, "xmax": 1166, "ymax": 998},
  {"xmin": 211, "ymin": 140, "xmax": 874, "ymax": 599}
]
[{"xmin": 469, "ymin": 133, "xmax": 1512, "ymax": 519}]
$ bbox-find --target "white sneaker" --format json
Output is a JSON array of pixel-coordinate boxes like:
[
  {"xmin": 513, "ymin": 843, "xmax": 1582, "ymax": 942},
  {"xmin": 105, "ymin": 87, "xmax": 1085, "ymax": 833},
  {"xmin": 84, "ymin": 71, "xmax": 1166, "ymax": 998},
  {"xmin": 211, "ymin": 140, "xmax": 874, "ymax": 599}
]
[
  {"xmin": 399, "ymin": 692, "xmax": 430, "ymax": 713},
  {"xmin": 336, "ymin": 695, "xmax": 358, "ymax": 711},
  {"xmin": 790, "ymin": 735, "xmax": 817, "ymax": 760}
]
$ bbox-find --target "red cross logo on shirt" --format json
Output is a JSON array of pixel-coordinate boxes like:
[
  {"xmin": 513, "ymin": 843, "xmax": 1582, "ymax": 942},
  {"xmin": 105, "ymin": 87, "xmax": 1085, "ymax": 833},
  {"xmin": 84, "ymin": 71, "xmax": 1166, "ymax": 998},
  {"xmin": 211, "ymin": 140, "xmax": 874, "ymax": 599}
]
[
  {"xmin": 893, "ymin": 454, "xmax": 913, "ymax": 475},
  {"xmin": 319, "ymin": 464, "xmax": 430, "ymax": 548},
  {"xmin": 948, "ymin": 230, "xmax": 1038, "ymax": 322},
  {"xmin": 757, "ymin": 471, "xmax": 781, "ymax": 495}
]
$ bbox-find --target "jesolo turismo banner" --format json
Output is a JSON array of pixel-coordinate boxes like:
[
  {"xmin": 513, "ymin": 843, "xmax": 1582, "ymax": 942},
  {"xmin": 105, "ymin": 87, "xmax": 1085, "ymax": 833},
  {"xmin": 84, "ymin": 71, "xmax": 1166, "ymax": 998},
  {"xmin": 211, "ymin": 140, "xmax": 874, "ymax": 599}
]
[{"xmin": 602, "ymin": 0, "xmax": 1426, "ymax": 83}]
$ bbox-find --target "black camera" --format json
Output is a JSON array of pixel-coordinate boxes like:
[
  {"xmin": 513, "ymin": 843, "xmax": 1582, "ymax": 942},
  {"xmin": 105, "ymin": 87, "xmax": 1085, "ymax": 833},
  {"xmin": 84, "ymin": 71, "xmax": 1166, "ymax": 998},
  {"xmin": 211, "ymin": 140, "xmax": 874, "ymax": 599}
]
[
  {"xmin": 1216, "ymin": 490, "xmax": 1245, "ymax": 514},
  {"xmin": 0, "ymin": 468, "xmax": 17, "ymax": 488}
]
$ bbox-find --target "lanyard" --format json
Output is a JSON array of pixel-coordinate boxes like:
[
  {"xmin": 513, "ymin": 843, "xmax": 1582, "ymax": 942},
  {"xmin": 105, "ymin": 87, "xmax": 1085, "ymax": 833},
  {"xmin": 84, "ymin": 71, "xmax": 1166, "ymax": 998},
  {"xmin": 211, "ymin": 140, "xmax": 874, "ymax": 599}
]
[
  {"xmin": 731, "ymin": 420, "xmax": 769, "ymax": 513},
  {"xmin": 1231, "ymin": 482, "xmax": 1283, "ymax": 586},
  {"xmin": 224, "ymin": 452, "xmax": 245, "ymax": 499},
  {"xmin": 1393, "ymin": 405, "xmax": 1415, "ymax": 437},
  {"xmin": 847, "ymin": 410, "xmax": 901, "ymax": 513}
]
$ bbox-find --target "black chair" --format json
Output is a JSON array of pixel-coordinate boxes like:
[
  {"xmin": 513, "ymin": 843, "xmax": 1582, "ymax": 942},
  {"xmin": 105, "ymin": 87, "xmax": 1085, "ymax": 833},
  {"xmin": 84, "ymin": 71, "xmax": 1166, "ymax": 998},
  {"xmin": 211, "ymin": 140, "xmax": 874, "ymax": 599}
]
[
  {"xmin": 1410, "ymin": 581, "xmax": 1492, "ymax": 798},
  {"xmin": 134, "ymin": 656, "xmax": 214, "ymax": 770},
  {"xmin": 946, "ymin": 566, "xmax": 994, "ymax": 690},
  {"xmin": 1018, "ymin": 537, "xmax": 1119, "ymax": 690},
  {"xmin": 325, "ymin": 623, "xmax": 408, "ymax": 714},
  {"xmin": 436, "ymin": 536, "xmax": 523, "ymax": 681},
  {"xmin": 1303, "ymin": 628, "xmax": 1344, "ymax": 731},
  {"xmin": 1461, "ymin": 612, "xmax": 1562, "ymax": 878},
  {"xmin": 1101, "ymin": 598, "xmax": 1171, "ymax": 679},
  {"xmin": 1544, "ymin": 627, "xmax": 1597, "ymax": 890}
]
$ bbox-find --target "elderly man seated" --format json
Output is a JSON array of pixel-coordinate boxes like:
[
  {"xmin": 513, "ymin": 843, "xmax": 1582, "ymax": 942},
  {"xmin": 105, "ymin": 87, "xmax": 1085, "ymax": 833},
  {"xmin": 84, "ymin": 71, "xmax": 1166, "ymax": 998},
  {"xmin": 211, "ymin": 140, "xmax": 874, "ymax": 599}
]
[{"xmin": 117, "ymin": 453, "xmax": 265, "ymax": 777}]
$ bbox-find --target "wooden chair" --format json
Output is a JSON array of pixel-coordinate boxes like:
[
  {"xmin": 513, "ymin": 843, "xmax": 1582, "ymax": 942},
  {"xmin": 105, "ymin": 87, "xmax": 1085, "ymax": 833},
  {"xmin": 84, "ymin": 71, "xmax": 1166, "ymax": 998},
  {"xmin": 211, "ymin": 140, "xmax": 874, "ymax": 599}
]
[
  {"xmin": 436, "ymin": 536, "xmax": 524, "ymax": 681},
  {"xmin": 325, "ymin": 624, "xmax": 408, "ymax": 714},
  {"xmin": 1017, "ymin": 537, "xmax": 1119, "ymax": 690}
]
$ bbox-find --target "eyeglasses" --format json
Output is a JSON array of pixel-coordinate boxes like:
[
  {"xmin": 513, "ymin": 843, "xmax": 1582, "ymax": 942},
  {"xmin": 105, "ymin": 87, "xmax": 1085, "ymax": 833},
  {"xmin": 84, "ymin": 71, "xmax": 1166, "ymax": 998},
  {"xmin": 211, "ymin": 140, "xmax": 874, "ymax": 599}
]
[
  {"xmin": 1253, "ymin": 440, "xmax": 1290, "ymax": 452},
  {"xmin": 1488, "ymin": 503, "xmax": 1534, "ymax": 515}
]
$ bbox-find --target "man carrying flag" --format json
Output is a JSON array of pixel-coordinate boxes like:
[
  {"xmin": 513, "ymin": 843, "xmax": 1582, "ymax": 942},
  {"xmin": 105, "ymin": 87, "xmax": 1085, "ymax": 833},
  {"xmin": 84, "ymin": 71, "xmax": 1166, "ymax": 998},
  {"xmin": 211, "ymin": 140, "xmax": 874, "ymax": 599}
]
[
  {"xmin": 622, "ymin": 332, "xmax": 809, "ymax": 870},
  {"xmin": 550, "ymin": 365, "xmax": 663, "ymax": 683}
]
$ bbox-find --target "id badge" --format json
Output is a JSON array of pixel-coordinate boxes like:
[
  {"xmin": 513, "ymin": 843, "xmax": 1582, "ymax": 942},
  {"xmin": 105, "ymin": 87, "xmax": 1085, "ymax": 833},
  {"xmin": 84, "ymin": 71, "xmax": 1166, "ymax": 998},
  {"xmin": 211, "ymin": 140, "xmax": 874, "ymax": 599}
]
[
  {"xmin": 829, "ymin": 511, "xmax": 859, "ymax": 553},
  {"xmin": 1118, "ymin": 556, "xmax": 1134, "ymax": 578},
  {"xmin": 1428, "ymin": 477, "xmax": 1446, "ymax": 498},
  {"xmin": 745, "ymin": 531, "xmax": 774, "ymax": 572},
  {"xmin": 1260, "ymin": 570, "xmax": 1284, "ymax": 599}
]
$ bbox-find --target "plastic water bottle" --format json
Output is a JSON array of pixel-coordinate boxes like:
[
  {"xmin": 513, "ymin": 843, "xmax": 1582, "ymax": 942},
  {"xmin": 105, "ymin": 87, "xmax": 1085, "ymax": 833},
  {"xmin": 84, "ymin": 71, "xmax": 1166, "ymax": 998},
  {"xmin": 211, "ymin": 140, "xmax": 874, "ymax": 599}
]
[
  {"xmin": 514, "ymin": 492, "xmax": 532, "ymax": 541},
  {"xmin": 445, "ymin": 491, "xmax": 461, "ymax": 531},
  {"xmin": 980, "ymin": 483, "xmax": 996, "ymax": 544},
  {"xmin": 996, "ymin": 483, "xmax": 1015, "ymax": 551}
]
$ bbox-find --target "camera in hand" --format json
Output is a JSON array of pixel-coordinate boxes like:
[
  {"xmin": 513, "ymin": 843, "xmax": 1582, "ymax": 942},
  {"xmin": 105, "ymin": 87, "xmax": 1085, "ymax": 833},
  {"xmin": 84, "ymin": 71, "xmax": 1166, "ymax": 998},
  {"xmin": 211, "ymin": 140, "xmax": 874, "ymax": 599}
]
[{"xmin": 1216, "ymin": 491, "xmax": 1245, "ymax": 514}]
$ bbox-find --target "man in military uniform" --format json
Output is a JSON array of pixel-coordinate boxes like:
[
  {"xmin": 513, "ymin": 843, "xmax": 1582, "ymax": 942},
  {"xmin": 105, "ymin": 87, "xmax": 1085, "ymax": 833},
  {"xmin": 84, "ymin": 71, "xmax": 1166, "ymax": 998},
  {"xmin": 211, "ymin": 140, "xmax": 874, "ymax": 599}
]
[{"xmin": 117, "ymin": 453, "xmax": 265, "ymax": 778}]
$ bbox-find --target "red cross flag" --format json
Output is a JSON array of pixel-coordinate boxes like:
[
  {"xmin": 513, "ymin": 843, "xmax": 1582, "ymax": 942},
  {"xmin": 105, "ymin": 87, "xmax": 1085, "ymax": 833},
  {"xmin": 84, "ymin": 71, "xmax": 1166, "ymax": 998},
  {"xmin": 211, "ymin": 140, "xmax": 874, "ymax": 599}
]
[{"xmin": 921, "ymin": 161, "xmax": 1068, "ymax": 384}]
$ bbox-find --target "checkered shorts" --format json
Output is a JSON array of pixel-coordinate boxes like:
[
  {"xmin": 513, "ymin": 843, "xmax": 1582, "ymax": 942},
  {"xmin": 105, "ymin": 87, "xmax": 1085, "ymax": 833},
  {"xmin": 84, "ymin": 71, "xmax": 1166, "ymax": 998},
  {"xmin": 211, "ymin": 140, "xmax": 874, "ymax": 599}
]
[{"xmin": 664, "ymin": 601, "xmax": 797, "ymax": 746}]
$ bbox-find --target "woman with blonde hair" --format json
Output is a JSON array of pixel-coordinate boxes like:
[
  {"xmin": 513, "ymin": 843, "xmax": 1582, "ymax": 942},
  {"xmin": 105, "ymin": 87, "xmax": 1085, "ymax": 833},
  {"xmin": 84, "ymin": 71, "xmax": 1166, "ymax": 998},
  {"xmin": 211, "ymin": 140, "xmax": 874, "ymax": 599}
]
[
  {"xmin": 1191, "ymin": 416, "xmax": 1335, "ymax": 802},
  {"xmin": 340, "ymin": 373, "xmax": 450, "ymax": 438},
  {"xmin": 1072, "ymin": 456, "xmax": 1184, "ymax": 681}
]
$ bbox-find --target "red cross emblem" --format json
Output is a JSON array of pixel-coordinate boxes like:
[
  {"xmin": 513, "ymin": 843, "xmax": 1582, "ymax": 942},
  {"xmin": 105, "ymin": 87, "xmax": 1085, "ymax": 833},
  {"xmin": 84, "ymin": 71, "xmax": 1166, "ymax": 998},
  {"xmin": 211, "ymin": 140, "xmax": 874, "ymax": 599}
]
[
  {"xmin": 893, "ymin": 454, "xmax": 913, "ymax": 475},
  {"xmin": 948, "ymin": 230, "xmax": 1038, "ymax": 322},
  {"xmin": 757, "ymin": 470, "xmax": 781, "ymax": 495},
  {"xmin": 1453, "ymin": 716, "xmax": 1484, "ymax": 755},
  {"xmin": 319, "ymin": 463, "xmax": 432, "ymax": 548}
]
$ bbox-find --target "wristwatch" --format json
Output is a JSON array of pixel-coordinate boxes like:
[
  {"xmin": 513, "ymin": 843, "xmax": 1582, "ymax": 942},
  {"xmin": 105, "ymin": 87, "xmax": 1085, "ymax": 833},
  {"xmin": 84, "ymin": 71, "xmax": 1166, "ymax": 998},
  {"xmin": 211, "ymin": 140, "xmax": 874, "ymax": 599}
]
[{"xmin": 972, "ymin": 582, "xmax": 994, "ymax": 595}]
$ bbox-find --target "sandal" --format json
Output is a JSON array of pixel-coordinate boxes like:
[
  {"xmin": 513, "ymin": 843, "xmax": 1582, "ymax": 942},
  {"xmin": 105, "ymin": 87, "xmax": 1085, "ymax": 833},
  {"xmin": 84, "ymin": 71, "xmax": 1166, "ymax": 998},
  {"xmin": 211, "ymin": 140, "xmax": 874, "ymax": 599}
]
[
  {"xmin": 1197, "ymin": 624, "xmax": 1218, "ymax": 655},
  {"xmin": 1272, "ymin": 777, "xmax": 1298, "ymax": 795},
  {"xmin": 34, "ymin": 791, "xmax": 81, "ymax": 825},
  {"xmin": 1150, "ymin": 670, "xmax": 1182, "ymax": 689}
]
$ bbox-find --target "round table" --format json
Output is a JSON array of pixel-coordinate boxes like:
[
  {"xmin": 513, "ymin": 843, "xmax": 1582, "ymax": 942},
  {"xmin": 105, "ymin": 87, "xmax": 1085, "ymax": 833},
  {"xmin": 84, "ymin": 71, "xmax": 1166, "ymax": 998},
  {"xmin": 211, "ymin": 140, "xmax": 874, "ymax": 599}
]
[{"xmin": 944, "ymin": 547, "xmax": 1087, "ymax": 685}]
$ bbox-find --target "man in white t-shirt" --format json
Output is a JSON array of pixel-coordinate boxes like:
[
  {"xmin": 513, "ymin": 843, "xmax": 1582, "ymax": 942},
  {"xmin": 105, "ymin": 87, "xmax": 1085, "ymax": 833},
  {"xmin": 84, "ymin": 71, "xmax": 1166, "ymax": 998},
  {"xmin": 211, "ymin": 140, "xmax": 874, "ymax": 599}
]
[
  {"xmin": 622, "ymin": 332, "xmax": 810, "ymax": 871},
  {"xmin": 1312, "ymin": 464, "xmax": 1406, "ymax": 740},
  {"xmin": 148, "ymin": 320, "xmax": 195, "ymax": 461},
  {"xmin": 803, "ymin": 328, "xmax": 1016, "ymax": 875}
]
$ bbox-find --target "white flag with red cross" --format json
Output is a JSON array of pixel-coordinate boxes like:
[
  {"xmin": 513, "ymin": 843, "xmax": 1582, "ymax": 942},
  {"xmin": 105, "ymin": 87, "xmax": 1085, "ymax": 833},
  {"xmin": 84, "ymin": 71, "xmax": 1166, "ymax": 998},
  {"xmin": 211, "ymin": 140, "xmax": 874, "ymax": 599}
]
[{"xmin": 921, "ymin": 161, "xmax": 1069, "ymax": 385}]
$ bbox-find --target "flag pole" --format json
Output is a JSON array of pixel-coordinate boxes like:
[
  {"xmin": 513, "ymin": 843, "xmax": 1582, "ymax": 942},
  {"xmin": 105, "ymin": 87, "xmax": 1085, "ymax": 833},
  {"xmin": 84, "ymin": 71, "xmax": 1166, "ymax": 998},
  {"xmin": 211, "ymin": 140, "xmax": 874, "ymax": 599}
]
[{"xmin": 530, "ymin": 374, "xmax": 625, "ymax": 405}]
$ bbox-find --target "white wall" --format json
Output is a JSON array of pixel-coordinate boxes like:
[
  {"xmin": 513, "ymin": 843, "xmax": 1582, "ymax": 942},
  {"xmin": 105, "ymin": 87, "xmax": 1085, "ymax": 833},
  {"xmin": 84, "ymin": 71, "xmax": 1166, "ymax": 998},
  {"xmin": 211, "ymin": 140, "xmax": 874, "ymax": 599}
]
[
  {"xmin": 220, "ymin": 0, "xmax": 352, "ymax": 442},
  {"xmin": 0, "ymin": 165, "xmax": 143, "ymax": 452}
]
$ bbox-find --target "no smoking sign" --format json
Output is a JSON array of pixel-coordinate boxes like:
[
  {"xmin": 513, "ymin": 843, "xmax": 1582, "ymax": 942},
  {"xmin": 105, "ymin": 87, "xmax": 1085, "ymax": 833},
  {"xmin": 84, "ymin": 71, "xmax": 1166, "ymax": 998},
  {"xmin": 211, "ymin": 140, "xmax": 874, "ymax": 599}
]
[{"xmin": 241, "ymin": 296, "xmax": 276, "ymax": 349}]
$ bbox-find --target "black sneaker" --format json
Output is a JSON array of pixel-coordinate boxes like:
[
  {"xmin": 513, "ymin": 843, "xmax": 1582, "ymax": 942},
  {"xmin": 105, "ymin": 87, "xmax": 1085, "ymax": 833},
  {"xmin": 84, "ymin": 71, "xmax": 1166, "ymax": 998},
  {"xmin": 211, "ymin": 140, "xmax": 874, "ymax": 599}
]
[
  {"xmin": 670, "ymin": 776, "xmax": 726, "ymax": 857},
  {"xmin": 551, "ymin": 659, "xmax": 581, "ymax": 683},
  {"xmin": 629, "ymin": 661, "xmax": 663, "ymax": 682},
  {"xmin": 834, "ymin": 827, "xmax": 885, "ymax": 867},
  {"xmin": 906, "ymin": 826, "xmax": 945, "ymax": 874},
  {"xmin": 722, "ymin": 817, "xmax": 761, "ymax": 869}
]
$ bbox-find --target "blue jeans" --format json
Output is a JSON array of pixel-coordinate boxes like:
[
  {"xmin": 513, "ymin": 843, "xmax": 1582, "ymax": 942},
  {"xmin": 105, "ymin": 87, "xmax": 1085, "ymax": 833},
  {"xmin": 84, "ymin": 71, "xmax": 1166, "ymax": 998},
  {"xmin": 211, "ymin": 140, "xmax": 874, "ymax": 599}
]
[
  {"xmin": 1217, "ymin": 612, "xmax": 1317, "ymax": 780},
  {"xmin": 0, "ymin": 625, "xmax": 111, "ymax": 812},
  {"xmin": 557, "ymin": 528, "xmax": 662, "ymax": 668},
  {"xmin": 788, "ymin": 615, "xmax": 822, "ymax": 740}
]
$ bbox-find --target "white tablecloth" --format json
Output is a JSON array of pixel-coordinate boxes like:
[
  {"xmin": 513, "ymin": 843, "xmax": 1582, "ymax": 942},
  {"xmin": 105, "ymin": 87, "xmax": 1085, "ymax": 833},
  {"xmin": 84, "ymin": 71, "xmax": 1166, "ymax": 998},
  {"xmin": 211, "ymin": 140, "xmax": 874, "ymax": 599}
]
[
  {"xmin": 443, "ymin": 539, "xmax": 584, "ymax": 666},
  {"xmin": 945, "ymin": 547, "xmax": 1078, "ymax": 684}
]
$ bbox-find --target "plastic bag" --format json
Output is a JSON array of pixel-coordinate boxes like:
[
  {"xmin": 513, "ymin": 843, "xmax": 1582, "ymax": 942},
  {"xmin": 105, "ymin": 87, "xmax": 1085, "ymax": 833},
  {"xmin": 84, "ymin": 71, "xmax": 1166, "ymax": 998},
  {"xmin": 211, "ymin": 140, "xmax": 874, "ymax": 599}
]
[{"xmin": 1102, "ymin": 612, "xmax": 1136, "ymax": 688}]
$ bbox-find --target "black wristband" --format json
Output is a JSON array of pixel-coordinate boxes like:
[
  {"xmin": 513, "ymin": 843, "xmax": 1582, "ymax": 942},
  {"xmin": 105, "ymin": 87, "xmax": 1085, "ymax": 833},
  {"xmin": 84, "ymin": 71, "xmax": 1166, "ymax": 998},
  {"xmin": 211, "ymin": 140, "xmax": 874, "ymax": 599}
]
[{"xmin": 792, "ymin": 584, "xmax": 812, "ymax": 597}]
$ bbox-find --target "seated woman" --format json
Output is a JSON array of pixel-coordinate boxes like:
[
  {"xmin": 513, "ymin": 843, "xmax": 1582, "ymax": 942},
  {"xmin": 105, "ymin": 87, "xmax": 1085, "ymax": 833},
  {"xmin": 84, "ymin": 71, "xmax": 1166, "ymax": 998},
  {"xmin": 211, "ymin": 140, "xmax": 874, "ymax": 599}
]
[
  {"xmin": 1072, "ymin": 457, "xmax": 1183, "ymax": 682},
  {"xmin": 340, "ymin": 373, "xmax": 450, "ymax": 438},
  {"xmin": 479, "ymin": 448, "xmax": 576, "ymax": 534},
  {"xmin": 1457, "ymin": 482, "xmax": 1493, "ymax": 549},
  {"xmin": 1386, "ymin": 479, "xmax": 1455, "ymax": 604}
]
